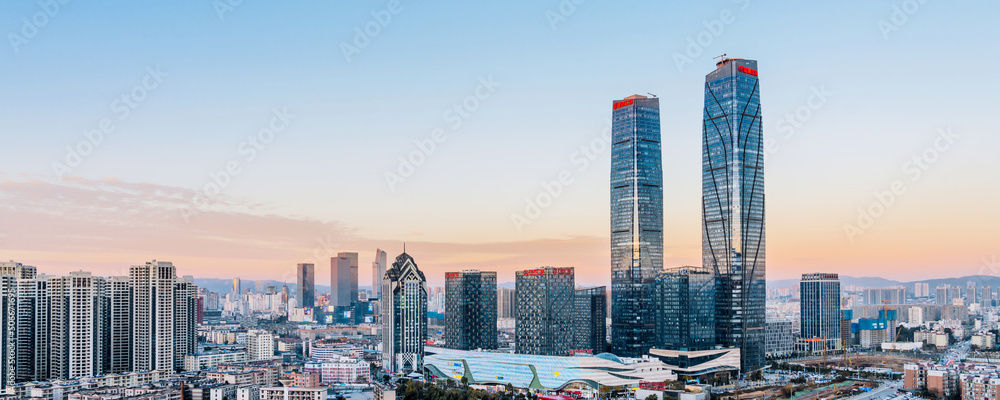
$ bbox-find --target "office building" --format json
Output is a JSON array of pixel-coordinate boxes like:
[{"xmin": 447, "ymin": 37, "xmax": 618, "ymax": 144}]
[
  {"xmin": 445, "ymin": 270, "xmax": 498, "ymax": 351},
  {"xmin": 765, "ymin": 319, "xmax": 795, "ymax": 358},
  {"xmin": 863, "ymin": 287, "xmax": 906, "ymax": 306},
  {"xmin": 573, "ymin": 286, "xmax": 607, "ymax": 355},
  {"xmin": 703, "ymin": 57, "xmax": 766, "ymax": 372},
  {"xmin": 296, "ymin": 263, "xmax": 315, "ymax": 309},
  {"xmin": 381, "ymin": 252, "xmax": 428, "ymax": 373},
  {"xmin": 233, "ymin": 277, "xmax": 241, "ymax": 295},
  {"xmin": 515, "ymin": 267, "xmax": 574, "ymax": 356},
  {"xmin": 610, "ymin": 94, "xmax": 662, "ymax": 357},
  {"xmin": 651, "ymin": 267, "xmax": 715, "ymax": 351},
  {"xmin": 800, "ymin": 273, "xmax": 842, "ymax": 347},
  {"xmin": 497, "ymin": 288, "xmax": 516, "ymax": 320},
  {"xmin": 332, "ymin": 253, "xmax": 358, "ymax": 307},
  {"xmin": 372, "ymin": 249, "xmax": 387, "ymax": 300}
]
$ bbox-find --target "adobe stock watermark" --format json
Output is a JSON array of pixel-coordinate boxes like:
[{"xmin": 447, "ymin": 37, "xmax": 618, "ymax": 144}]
[
  {"xmin": 51, "ymin": 65, "xmax": 168, "ymax": 180},
  {"xmin": 384, "ymin": 75, "xmax": 501, "ymax": 192},
  {"xmin": 877, "ymin": 0, "xmax": 929, "ymax": 40},
  {"xmin": 843, "ymin": 127, "xmax": 958, "ymax": 243},
  {"xmin": 545, "ymin": 0, "xmax": 585, "ymax": 31},
  {"xmin": 511, "ymin": 120, "xmax": 612, "ymax": 233},
  {"xmin": 8, "ymin": 0, "xmax": 71, "ymax": 54},
  {"xmin": 340, "ymin": 0, "xmax": 404, "ymax": 63},
  {"xmin": 180, "ymin": 107, "xmax": 295, "ymax": 223},
  {"xmin": 671, "ymin": 0, "xmax": 751, "ymax": 72},
  {"xmin": 763, "ymin": 85, "xmax": 832, "ymax": 162},
  {"xmin": 213, "ymin": 0, "xmax": 246, "ymax": 22}
]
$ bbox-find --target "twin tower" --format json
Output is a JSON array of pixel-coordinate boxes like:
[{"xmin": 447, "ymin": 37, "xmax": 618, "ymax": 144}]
[{"xmin": 610, "ymin": 58, "xmax": 766, "ymax": 373}]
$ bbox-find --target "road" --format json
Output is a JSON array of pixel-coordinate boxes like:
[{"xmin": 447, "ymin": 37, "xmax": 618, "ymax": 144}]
[{"xmin": 847, "ymin": 380, "xmax": 902, "ymax": 400}]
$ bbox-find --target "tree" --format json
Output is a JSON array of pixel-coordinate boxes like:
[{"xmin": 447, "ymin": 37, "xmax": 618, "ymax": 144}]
[{"xmin": 645, "ymin": 395, "xmax": 660, "ymax": 400}]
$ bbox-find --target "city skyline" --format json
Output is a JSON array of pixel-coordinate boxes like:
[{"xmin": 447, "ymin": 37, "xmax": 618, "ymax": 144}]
[{"xmin": 1, "ymin": 2, "xmax": 998, "ymax": 286}]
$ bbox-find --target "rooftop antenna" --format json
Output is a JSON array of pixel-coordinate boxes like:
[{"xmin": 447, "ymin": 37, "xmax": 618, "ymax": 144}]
[
  {"xmin": 713, "ymin": 53, "xmax": 727, "ymax": 61},
  {"xmin": 646, "ymin": 92, "xmax": 657, "ymax": 98}
]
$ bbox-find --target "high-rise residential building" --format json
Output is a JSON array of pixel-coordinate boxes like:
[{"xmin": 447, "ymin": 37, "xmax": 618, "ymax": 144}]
[
  {"xmin": 0, "ymin": 275, "xmax": 15, "ymax": 390},
  {"xmin": 800, "ymin": 273, "xmax": 842, "ymax": 348},
  {"xmin": 332, "ymin": 253, "xmax": 359, "ymax": 307},
  {"xmin": 247, "ymin": 330, "xmax": 275, "ymax": 361},
  {"xmin": 863, "ymin": 287, "xmax": 906, "ymax": 306},
  {"xmin": 372, "ymin": 249, "xmax": 387, "ymax": 300},
  {"xmin": 951, "ymin": 286, "xmax": 963, "ymax": 305},
  {"xmin": 131, "ymin": 260, "xmax": 177, "ymax": 372},
  {"xmin": 610, "ymin": 94, "xmax": 662, "ymax": 357},
  {"xmin": 573, "ymin": 286, "xmax": 607, "ymax": 355},
  {"xmin": 174, "ymin": 277, "xmax": 198, "ymax": 371},
  {"xmin": 381, "ymin": 252, "xmax": 427, "ymax": 374},
  {"xmin": 497, "ymin": 288, "xmax": 516, "ymax": 320},
  {"xmin": 651, "ymin": 267, "xmax": 716, "ymax": 351},
  {"xmin": 444, "ymin": 270, "xmax": 498, "ymax": 351},
  {"xmin": 982, "ymin": 286, "xmax": 993, "ymax": 308},
  {"xmin": 914, "ymin": 283, "xmax": 930, "ymax": 298},
  {"xmin": 297, "ymin": 263, "xmax": 315, "ymax": 309},
  {"xmin": 107, "ymin": 276, "xmax": 132, "ymax": 374},
  {"xmin": 0, "ymin": 260, "xmax": 37, "ymax": 279},
  {"xmin": 968, "ymin": 281, "xmax": 979, "ymax": 304},
  {"xmin": 15, "ymin": 274, "xmax": 49, "ymax": 383},
  {"xmin": 702, "ymin": 58, "xmax": 766, "ymax": 372},
  {"xmin": 515, "ymin": 267, "xmax": 574, "ymax": 356},
  {"xmin": 48, "ymin": 271, "xmax": 106, "ymax": 379},
  {"xmin": 937, "ymin": 285, "xmax": 951, "ymax": 306}
]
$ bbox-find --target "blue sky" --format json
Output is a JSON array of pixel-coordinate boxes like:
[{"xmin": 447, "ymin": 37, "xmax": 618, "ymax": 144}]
[{"xmin": 0, "ymin": 1, "xmax": 997, "ymax": 284}]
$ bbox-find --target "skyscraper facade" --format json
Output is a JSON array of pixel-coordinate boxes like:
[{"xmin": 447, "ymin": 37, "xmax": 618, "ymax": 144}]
[
  {"xmin": 702, "ymin": 58, "xmax": 765, "ymax": 372},
  {"xmin": 800, "ymin": 273, "xmax": 842, "ymax": 347},
  {"xmin": 444, "ymin": 270, "xmax": 498, "ymax": 351},
  {"xmin": 107, "ymin": 276, "xmax": 132, "ymax": 374},
  {"xmin": 610, "ymin": 94, "xmax": 662, "ymax": 357},
  {"xmin": 332, "ymin": 253, "xmax": 359, "ymax": 307},
  {"xmin": 573, "ymin": 286, "xmax": 607, "ymax": 355},
  {"xmin": 233, "ymin": 277, "xmax": 240, "ymax": 295},
  {"xmin": 296, "ymin": 263, "xmax": 315, "ymax": 309},
  {"xmin": 651, "ymin": 267, "xmax": 716, "ymax": 351},
  {"xmin": 497, "ymin": 288, "xmax": 516, "ymax": 320},
  {"xmin": 48, "ymin": 271, "xmax": 106, "ymax": 380},
  {"xmin": 131, "ymin": 260, "xmax": 176, "ymax": 372},
  {"xmin": 372, "ymin": 249, "xmax": 387, "ymax": 300},
  {"xmin": 381, "ymin": 252, "xmax": 428, "ymax": 374},
  {"xmin": 515, "ymin": 267, "xmax": 574, "ymax": 356}
]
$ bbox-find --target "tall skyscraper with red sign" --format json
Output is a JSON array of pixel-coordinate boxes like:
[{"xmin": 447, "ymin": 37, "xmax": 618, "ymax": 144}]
[
  {"xmin": 610, "ymin": 94, "xmax": 662, "ymax": 357},
  {"xmin": 702, "ymin": 58, "xmax": 765, "ymax": 372}
]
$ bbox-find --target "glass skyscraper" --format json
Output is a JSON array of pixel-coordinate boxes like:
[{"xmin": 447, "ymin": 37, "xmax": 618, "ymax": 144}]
[
  {"xmin": 702, "ymin": 58, "xmax": 765, "ymax": 372},
  {"xmin": 610, "ymin": 94, "xmax": 662, "ymax": 357}
]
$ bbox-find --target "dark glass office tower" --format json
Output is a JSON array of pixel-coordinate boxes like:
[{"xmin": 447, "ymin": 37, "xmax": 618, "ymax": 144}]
[
  {"xmin": 515, "ymin": 267, "xmax": 574, "ymax": 356},
  {"xmin": 800, "ymin": 273, "xmax": 841, "ymax": 348},
  {"xmin": 652, "ymin": 267, "xmax": 715, "ymax": 351},
  {"xmin": 444, "ymin": 270, "xmax": 498, "ymax": 351},
  {"xmin": 296, "ymin": 263, "xmax": 315, "ymax": 309},
  {"xmin": 702, "ymin": 58, "xmax": 765, "ymax": 372},
  {"xmin": 610, "ymin": 94, "xmax": 662, "ymax": 357},
  {"xmin": 573, "ymin": 286, "xmax": 607, "ymax": 355}
]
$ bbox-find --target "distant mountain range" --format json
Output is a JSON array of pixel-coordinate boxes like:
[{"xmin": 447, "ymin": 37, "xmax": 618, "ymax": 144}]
[{"xmin": 768, "ymin": 275, "xmax": 1000, "ymax": 292}]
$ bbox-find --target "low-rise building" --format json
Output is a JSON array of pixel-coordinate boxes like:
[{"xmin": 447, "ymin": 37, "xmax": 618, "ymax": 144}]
[{"xmin": 258, "ymin": 387, "xmax": 325, "ymax": 400}]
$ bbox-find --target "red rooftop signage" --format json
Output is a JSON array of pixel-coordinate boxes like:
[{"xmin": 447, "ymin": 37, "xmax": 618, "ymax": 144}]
[
  {"xmin": 445, "ymin": 272, "xmax": 460, "ymax": 279},
  {"xmin": 612, "ymin": 99, "xmax": 633, "ymax": 110},
  {"xmin": 738, "ymin": 65, "xmax": 758, "ymax": 77}
]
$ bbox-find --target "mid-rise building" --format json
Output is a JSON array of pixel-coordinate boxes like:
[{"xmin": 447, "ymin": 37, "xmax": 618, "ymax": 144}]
[
  {"xmin": 515, "ymin": 267, "xmax": 574, "ymax": 356},
  {"xmin": 610, "ymin": 94, "xmax": 662, "ymax": 357},
  {"xmin": 247, "ymin": 330, "xmax": 275, "ymax": 361},
  {"xmin": 381, "ymin": 252, "xmax": 427, "ymax": 374},
  {"xmin": 800, "ymin": 273, "xmax": 842, "ymax": 348},
  {"xmin": 259, "ymin": 386, "xmax": 325, "ymax": 400},
  {"xmin": 573, "ymin": 286, "xmax": 607, "ymax": 355},
  {"xmin": 702, "ymin": 58, "xmax": 766, "ymax": 372},
  {"xmin": 332, "ymin": 253, "xmax": 358, "ymax": 307},
  {"xmin": 296, "ymin": 263, "xmax": 315, "ymax": 309},
  {"xmin": 765, "ymin": 319, "xmax": 795, "ymax": 358},
  {"xmin": 651, "ymin": 267, "xmax": 715, "ymax": 351},
  {"xmin": 444, "ymin": 270, "xmax": 497, "ymax": 351}
]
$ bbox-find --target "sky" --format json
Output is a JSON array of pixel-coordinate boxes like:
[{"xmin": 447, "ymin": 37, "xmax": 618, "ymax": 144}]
[{"xmin": 0, "ymin": 1, "xmax": 998, "ymax": 288}]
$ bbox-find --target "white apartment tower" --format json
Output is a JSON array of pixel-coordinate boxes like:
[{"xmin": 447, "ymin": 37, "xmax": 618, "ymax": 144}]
[
  {"xmin": 247, "ymin": 330, "xmax": 275, "ymax": 361},
  {"xmin": 107, "ymin": 276, "xmax": 132, "ymax": 374},
  {"xmin": 47, "ymin": 271, "xmax": 106, "ymax": 379},
  {"xmin": 131, "ymin": 260, "xmax": 177, "ymax": 372}
]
